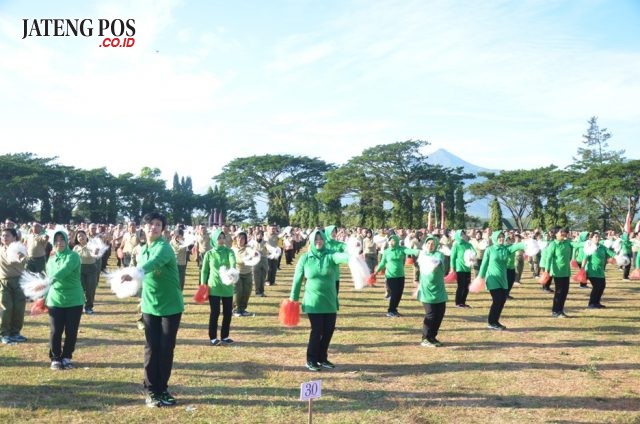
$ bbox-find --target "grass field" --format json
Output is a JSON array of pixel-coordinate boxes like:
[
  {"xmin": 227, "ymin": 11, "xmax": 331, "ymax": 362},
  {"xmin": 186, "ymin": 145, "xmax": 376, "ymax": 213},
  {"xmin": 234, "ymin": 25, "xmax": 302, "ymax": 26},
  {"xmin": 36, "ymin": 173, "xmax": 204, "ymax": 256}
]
[{"xmin": 1, "ymin": 256, "xmax": 639, "ymax": 423}]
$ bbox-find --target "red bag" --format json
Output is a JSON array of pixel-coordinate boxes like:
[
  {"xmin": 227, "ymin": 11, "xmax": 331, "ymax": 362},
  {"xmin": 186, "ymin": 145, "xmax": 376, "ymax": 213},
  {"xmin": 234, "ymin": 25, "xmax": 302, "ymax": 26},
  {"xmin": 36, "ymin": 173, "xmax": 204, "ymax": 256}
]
[
  {"xmin": 629, "ymin": 269, "xmax": 640, "ymax": 280},
  {"xmin": 537, "ymin": 271, "xmax": 551, "ymax": 285},
  {"xmin": 30, "ymin": 298, "xmax": 48, "ymax": 316},
  {"xmin": 405, "ymin": 256, "xmax": 415, "ymax": 266},
  {"xmin": 279, "ymin": 299, "xmax": 300, "ymax": 327},
  {"xmin": 469, "ymin": 277, "xmax": 485, "ymax": 293},
  {"xmin": 607, "ymin": 257, "xmax": 616, "ymax": 265},
  {"xmin": 366, "ymin": 273, "xmax": 377, "ymax": 286},
  {"xmin": 572, "ymin": 268, "xmax": 587, "ymax": 284},
  {"xmin": 570, "ymin": 259, "xmax": 579, "ymax": 269},
  {"xmin": 193, "ymin": 284, "xmax": 209, "ymax": 303},
  {"xmin": 444, "ymin": 270, "xmax": 457, "ymax": 284}
]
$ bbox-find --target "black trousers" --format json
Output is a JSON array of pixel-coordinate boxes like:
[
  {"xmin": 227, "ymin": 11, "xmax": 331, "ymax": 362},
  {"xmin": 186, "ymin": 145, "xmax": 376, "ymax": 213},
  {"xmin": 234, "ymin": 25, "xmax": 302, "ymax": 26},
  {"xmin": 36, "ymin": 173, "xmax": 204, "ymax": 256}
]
[
  {"xmin": 422, "ymin": 302, "xmax": 446, "ymax": 340},
  {"xmin": 506, "ymin": 269, "xmax": 516, "ymax": 295},
  {"xmin": 48, "ymin": 305, "xmax": 83, "ymax": 361},
  {"xmin": 267, "ymin": 258, "xmax": 279, "ymax": 284},
  {"xmin": 488, "ymin": 288, "xmax": 508, "ymax": 325},
  {"xmin": 387, "ymin": 277, "xmax": 405, "ymax": 313},
  {"xmin": 552, "ymin": 276, "xmax": 570, "ymax": 313},
  {"xmin": 142, "ymin": 312, "xmax": 182, "ymax": 395},
  {"xmin": 208, "ymin": 296, "xmax": 232, "ymax": 340},
  {"xmin": 588, "ymin": 277, "xmax": 606, "ymax": 306},
  {"xmin": 623, "ymin": 257, "xmax": 631, "ymax": 279},
  {"xmin": 455, "ymin": 271, "xmax": 471, "ymax": 305},
  {"xmin": 285, "ymin": 249, "xmax": 294, "ymax": 265},
  {"xmin": 307, "ymin": 313, "xmax": 336, "ymax": 364}
]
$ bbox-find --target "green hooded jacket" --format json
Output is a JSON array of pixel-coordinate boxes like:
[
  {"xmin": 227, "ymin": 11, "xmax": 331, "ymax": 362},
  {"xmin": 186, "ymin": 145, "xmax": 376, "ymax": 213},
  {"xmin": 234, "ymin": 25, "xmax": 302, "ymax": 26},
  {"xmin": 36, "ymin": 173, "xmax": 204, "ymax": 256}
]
[
  {"xmin": 201, "ymin": 229, "xmax": 237, "ymax": 298},
  {"xmin": 417, "ymin": 236, "xmax": 448, "ymax": 304},
  {"xmin": 449, "ymin": 230, "xmax": 475, "ymax": 273},
  {"xmin": 375, "ymin": 235, "xmax": 420, "ymax": 278},
  {"xmin": 289, "ymin": 230, "xmax": 349, "ymax": 313},
  {"xmin": 323, "ymin": 226, "xmax": 346, "ymax": 281},
  {"xmin": 620, "ymin": 233, "xmax": 632, "ymax": 255},
  {"xmin": 478, "ymin": 232, "xmax": 525, "ymax": 290},
  {"xmin": 541, "ymin": 236, "xmax": 573, "ymax": 278},
  {"xmin": 572, "ymin": 231, "xmax": 588, "ymax": 262},
  {"xmin": 139, "ymin": 233, "xmax": 184, "ymax": 316},
  {"xmin": 45, "ymin": 231, "xmax": 84, "ymax": 308}
]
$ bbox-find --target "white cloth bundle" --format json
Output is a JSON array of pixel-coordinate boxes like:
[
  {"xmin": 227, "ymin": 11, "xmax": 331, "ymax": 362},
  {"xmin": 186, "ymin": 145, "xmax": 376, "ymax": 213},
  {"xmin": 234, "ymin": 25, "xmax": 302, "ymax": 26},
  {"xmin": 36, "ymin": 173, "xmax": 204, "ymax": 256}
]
[
  {"xmin": 6, "ymin": 242, "xmax": 27, "ymax": 263},
  {"xmin": 538, "ymin": 240, "xmax": 548, "ymax": 251},
  {"xmin": 107, "ymin": 266, "xmax": 143, "ymax": 298},
  {"xmin": 615, "ymin": 254, "xmax": 630, "ymax": 267},
  {"xmin": 478, "ymin": 239, "xmax": 488, "ymax": 250},
  {"xmin": 603, "ymin": 239, "xmax": 613, "ymax": 249},
  {"xmin": 418, "ymin": 253, "xmax": 441, "ymax": 274},
  {"xmin": 583, "ymin": 240, "xmax": 597, "ymax": 257},
  {"xmin": 346, "ymin": 237, "xmax": 362, "ymax": 256},
  {"xmin": 348, "ymin": 255, "xmax": 370, "ymax": 290},
  {"xmin": 438, "ymin": 245, "xmax": 451, "ymax": 256},
  {"xmin": 87, "ymin": 237, "xmax": 109, "ymax": 258},
  {"xmin": 46, "ymin": 225, "xmax": 67, "ymax": 242},
  {"xmin": 612, "ymin": 239, "xmax": 622, "ymax": 253},
  {"xmin": 241, "ymin": 248, "xmax": 261, "ymax": 266},
  {"xmin": 266, "ymin": 245, "xmax": 282, "ymax": 259},
  {"xmin": 19, "ymin": 271, "xmax": 50, "ymax": 300},
  {"xmin": 463, "ymin": 249, "xmax": 477, "ymax": 267},
  {"xmin": 219, "ymin": 266, "xmax": 240, "ymax": 285},
  {"xmin": 179, "ymin": 232, "xmax": 196, "ymax": 249},
  {"xmin": 524, "ymin": 239, "xmax": 540, "ymax": 257}
]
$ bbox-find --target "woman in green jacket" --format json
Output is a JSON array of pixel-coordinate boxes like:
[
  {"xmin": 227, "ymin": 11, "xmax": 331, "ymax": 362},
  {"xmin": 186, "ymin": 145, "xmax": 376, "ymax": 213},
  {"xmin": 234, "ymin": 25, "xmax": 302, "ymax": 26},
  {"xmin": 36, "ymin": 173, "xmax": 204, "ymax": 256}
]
[
  {"xmin": 201, "ymin": 228, "xmax": 236, "ymax": 346},
  {"xmin": 46, "ymin": 230, "xmax": 84, "ymax": 370},
  {"xmin": 449, "ymin": 229, "xmax": 475, "ymax": 307},
  {"xmin": 541, "ymin": 228, "xmax": 573, "ymax": 318},
  {"xmin": 417, "ymin": 236, "xmax": 448, "ymax": 347},
  {"xmin": 375, "ymin": 235, "xmax": 420, "ymax": 317},
  {"xmin": 582, "ymin": 232, "xmax": 616, "ymax": 308},
  {"xmin": 290, "ymin": 230, "xmax": 349, "ymax": 372},
  {"xmin": 122, "ymin": 212, "xmax": 184, "ymax": 407},
  {"xmin": 323, "ymin": 226, "xmax": 346, "ymax": 294},
  {"xmin": 478, "ymin": 231, "xmax": 524, "ymax": 330}
]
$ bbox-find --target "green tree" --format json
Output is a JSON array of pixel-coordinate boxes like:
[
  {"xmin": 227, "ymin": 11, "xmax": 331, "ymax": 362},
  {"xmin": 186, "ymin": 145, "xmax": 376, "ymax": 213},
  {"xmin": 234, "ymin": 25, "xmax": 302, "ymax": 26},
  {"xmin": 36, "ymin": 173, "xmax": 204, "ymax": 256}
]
[
  {"xmin": 488, "ymin": 197, "xmax": 503, "ymax": 231},
  {"xmin": 454, "ymin": 185, "xmax": 466, "ymax": 229}
]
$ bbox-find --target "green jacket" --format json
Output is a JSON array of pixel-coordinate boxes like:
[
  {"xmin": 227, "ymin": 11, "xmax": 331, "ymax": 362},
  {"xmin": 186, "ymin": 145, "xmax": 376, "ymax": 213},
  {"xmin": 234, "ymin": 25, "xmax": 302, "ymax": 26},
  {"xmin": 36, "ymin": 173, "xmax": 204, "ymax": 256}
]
[
  {"xmin": 584, "ymin": 245, "xmax": 615, "ymax": 278},
  {"xmin": 375, "ymin": 235, "xmax": 420, "ymax": 278},
  {"xmin": 417, "ymin": 236, "xmax": 448, "ymax": 304},
  {"xmin": 290, "ymin": 230, "xmax": 349, "ymax": 313},
  {"xmin": 541, "ymin": 238, "xmax": 573, "ymax": 278},
  {"xmin": 478, "ymin": 232, "xmax": 525, "ymax": 290},
  {"xmin": 572, "ymin": 232, "xmax": 588, "ymax": 262},
  {"xmin": 449, "ymin": 230, "xmax": 475, "ymax": 273},
  {"xmin": 45, "ymin": 231, "xmax": 84, "ymax": 308},
  {"xmin": 201, "ymin": 229, "xmax": 237, "ymax": 298},
  {"xmin": 324, "ymin": 226, "xmax": 346, "ymax": 281},
  {"xmin": 620, "ymin": 233, "xmax": 632, "ymax": 256},
  {"xmin": 139, "ymin": 236, "xmax": 184, "ymax": 316}
]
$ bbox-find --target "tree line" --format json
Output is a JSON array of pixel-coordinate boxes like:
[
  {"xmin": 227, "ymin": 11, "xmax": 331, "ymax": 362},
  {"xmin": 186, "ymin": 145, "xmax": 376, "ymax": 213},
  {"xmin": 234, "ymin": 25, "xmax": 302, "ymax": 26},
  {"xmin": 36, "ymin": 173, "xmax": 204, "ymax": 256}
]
[{"xmin": 1, "ymin": 117, "xmax": 637, "ymax": 232}]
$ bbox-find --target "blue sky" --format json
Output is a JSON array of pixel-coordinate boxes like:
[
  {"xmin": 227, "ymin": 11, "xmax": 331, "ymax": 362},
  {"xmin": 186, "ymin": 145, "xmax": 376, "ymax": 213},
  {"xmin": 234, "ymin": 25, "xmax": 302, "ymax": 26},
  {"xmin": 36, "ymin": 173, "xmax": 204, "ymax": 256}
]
[{"xmin": 1, "ymin": 0, "xmax": 638, "ymax": 193}]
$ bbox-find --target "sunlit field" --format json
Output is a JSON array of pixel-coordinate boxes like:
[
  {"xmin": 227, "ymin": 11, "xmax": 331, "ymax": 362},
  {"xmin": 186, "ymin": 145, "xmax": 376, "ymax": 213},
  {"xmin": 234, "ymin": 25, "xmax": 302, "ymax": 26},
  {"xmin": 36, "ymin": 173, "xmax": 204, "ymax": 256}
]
[{"xmin": 1, "ymin": 255, "xmax": 639, "ymax": 423}]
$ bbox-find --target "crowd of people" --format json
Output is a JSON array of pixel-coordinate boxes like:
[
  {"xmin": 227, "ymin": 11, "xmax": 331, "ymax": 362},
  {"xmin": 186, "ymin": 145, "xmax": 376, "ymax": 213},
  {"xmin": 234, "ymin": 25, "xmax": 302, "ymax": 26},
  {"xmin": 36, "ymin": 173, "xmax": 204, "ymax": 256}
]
[{"xmin": 1, "ymin": 216, "xmax": 639, "ymax": 407}]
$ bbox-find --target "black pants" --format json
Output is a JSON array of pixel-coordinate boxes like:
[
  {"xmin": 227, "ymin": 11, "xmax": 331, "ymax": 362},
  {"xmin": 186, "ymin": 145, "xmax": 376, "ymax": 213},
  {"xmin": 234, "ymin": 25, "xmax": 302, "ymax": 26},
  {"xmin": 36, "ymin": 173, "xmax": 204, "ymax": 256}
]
[
  {"xmin": 588, "ymin": 277, "xmax": 606, "ymax": 306},
  {"xmin": 387, "ymin": 277, "xmax": 405, "ymax": 313},
  {"xmin": 422, "ymin": 302, "xmax": 446, "ymax": 340},
  {"xmin": 623, "ymin": 257, "xmax": 631, "ymax": 279},
  {"xmin": 488, "ymin": 288, "xmax": 508, "ymax": 325},
  {"xmin": 552, "ymin": 276, "xmax": 570, "ymax": 313},
  {"xmin": 80, "ymin": 263, "xmax": 98, "ymax": 310},
  {"xmin": 48, "ymin": 305, "xmax": 83, "ymax": 361},
  {"xmin": 267, "ymin": 258, "xmax": 279, "ymax": 284},
  {"xmin": 177, "ymin": 265, "xmax": 186, "ymax": 291},
  {"xmin": 455, "ymin": 271, "xmax": 471, "ymax": 305},
  {"xmin": 285, "ymin": 249, "xmax": 294, "ymax": 265},
  {"xmin": 506, "ymin": 269, "xmax": 516, "ymax": 295},
  {"xmin": 307, "ymin": 313, "xmax": 336, "ymax": 364},
  {"xmin": 208, "ymin": 296, "xmax": 232, "ymax": 340},
  {"xmin": 142, "ymin": 312, "xmax": 182, "ymax": 395}
]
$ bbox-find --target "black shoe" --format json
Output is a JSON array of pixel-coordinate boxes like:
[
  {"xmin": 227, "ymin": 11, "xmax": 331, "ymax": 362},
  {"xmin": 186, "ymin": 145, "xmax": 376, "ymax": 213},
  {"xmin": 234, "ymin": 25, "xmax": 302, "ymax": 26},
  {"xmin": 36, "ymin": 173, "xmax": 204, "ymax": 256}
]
[
  {"xmin": 146, "ymin": 393, "xmax": 162, "ymax": 408},
  {"xmin": 596, "ymin": 304, "xmax": 606, "ymax": 309},
  {"xmin": 305, "ymin": 361, "xmax": 321, "ymax": 372},
  {"xmin": 159, "ymin": 391, "xmax": 177, "ymax": 406},
  {"xmin": 487, "ymin": 323, "xmax": 504, "ymax": 330},
  {"xmin": 496, "ymin": 323, "xmax": 507, "ymax": 330},
  {"xmin": 319, "ymin": 360, "xmax": 335, "ymax": 369},
  {"xmin": 506, "ymin": 295, "xmax": 514, "ymax": 300}
]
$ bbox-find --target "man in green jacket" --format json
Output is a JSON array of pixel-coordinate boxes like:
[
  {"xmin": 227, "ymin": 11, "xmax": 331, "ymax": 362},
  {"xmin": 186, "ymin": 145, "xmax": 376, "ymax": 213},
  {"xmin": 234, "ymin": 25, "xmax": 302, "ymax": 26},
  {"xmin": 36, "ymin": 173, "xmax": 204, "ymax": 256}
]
[{"xmin": 449, "ymin": 229, "xmax": 475, "ymax": 308}]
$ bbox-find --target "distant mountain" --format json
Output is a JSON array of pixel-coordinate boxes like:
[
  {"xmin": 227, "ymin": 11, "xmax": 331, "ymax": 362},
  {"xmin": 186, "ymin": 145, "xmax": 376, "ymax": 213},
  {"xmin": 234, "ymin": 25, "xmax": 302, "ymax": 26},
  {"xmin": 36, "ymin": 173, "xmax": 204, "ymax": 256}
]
[
  {"xmin": 425, "ymin": 148, "xmax": 498, "ymax": 219},
  {"xmin": 425, "ymin": 148, "xmax": 498, "ymax": 176}
]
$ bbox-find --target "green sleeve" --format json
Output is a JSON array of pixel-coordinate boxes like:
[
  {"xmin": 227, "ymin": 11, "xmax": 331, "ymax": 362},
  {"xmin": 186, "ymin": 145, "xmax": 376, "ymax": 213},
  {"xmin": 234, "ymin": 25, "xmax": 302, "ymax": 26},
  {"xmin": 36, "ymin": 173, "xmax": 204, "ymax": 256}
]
[
  {"xmin": 331, "ymin": 252, "xmax": 350, "ymax": 264},
  {"xmin": 290, "ymin": 254, "xmax": 307, "ymax": 301},
  {"xmin": 449, "ymin": 243, "xmax": 460, "ymax": 270},
  {"xmin": 141, "ymin": 242, "xmax": 174, "ymax": 275},
  {"xmin": 375, "ymin": 251, "xmax": 387, "ymax": 273},
  {"xmin": 229, "ymin": 249, "xmax": 236, "ymax": 268},
  {"xmin": 478, "ymin": 247, "xmax": 490, "ymax": 279},
  {"xmin": 403, "ymin": 248, "xmax": 420, "ymax": 256},
  {"xmin": 200, "ymin": 251, "xmax": 211, "ymax": 284},
  {"xmin": 508, "ymin": 242, "xmax": 526, "ymax": 253}
]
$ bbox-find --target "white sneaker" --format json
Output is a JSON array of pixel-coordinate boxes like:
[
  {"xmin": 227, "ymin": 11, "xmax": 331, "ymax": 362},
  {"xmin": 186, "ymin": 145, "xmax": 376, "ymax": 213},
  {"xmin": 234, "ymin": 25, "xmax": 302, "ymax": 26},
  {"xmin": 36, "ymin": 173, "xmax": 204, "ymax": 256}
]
[
  {"xmin": 210, "ymin": 338, "xmax": 221, "ymax": 346},
  {"xmin": 50, "ymin": 360, "xmax": 63, "ymax": 370}
]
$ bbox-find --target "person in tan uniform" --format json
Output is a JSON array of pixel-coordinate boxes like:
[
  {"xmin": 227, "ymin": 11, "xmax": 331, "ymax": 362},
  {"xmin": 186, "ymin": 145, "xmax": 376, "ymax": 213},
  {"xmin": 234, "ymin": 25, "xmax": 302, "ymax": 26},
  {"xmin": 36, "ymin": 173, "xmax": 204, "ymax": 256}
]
[
  {"xmin": 249, "ymin": 230, "xmax": 269, "ymax": 297},
  {"xmin": 73, "ymin": 230, "xmax": 99, "ymax": 314},
  {"xmin": 1, "ymin": 228, "xmax": 27, "ymax": 344},
  {"xmin": 170, "ymin": 229, "xmax": 189, "ymax": 291},
  {"xmin": 26, "ymin": 222, "xmax": 48, "ymax": 273},
  {"xmin": 265, "ymin": 225, "xmax": 280, "ymax": 286},
  {"xmin": 194, "ymin": 224, "xmax": 211, "ymax": 269},
  {"xmin": 232, "ymin": 232, "xmax": 254, "ymax": 316},
  {"xmin": 121, "ymin": 222, "xmax": 139, "ymax": 267}
]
